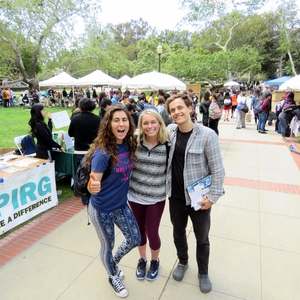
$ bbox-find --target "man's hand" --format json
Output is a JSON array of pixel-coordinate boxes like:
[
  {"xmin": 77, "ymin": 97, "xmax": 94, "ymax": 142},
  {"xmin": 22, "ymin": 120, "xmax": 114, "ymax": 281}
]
[
  {"xmin": 88, "ymin": 173, "xmax": 101, "ymax": 194},
  {"xmin": 197, "ymin": 198, "xmax": 214, "ymax": 210}
]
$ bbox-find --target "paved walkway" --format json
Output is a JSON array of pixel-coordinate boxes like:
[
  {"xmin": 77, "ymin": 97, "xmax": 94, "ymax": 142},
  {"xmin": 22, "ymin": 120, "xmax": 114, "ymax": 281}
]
[{"xmin": 1, "ymin": 118, "xmax": 300, "ymax": 300}]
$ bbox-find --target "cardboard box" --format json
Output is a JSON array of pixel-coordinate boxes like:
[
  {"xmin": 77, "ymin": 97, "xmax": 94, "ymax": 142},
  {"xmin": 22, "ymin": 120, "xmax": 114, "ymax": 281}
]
[{"xmin": 0, "ymin": 148, "xmax": 17, "ymax": 156}]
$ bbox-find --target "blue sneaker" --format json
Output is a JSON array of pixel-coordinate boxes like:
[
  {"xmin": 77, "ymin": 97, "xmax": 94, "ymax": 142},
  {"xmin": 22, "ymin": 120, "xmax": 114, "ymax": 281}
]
[
  {"xmin": 146, "ymin": 260, "xmax": 160, "ymax": 281},
  {"xmin": 136, "ymin": 258, "xmax": 147, "ymax": 280}
]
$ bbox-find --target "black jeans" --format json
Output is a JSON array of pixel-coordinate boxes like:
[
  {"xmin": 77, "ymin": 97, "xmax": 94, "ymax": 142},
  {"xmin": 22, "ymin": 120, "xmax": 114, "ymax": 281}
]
[
  {"xmin": 76, "ymin": 154, "xmax": 90, "ymax": 204},
  {"xmin": 209, "ymin": 118, "xmax": 220, "ymax": 135},
  {"xmin": 169, "ymin": 197, "xmax": 211, "ymax": 275}
]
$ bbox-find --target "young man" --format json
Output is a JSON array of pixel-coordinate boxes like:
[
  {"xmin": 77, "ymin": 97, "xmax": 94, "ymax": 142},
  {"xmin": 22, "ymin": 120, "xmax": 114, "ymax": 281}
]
[
  {"xmin": 165, "ymin": 94, "xmax": 225, "ymax": 294},
  {"xmin": 111, "ymin": 90, "xmax": 122, "ymax": 103}
]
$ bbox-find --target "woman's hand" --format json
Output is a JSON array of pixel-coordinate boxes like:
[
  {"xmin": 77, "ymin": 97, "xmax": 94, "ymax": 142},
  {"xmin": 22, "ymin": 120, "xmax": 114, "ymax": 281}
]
[
  {"xmin": 60, "ymin": 147, "xmax": 66, "ymax": 153},
  {"xmin": 48, "ymin": 112, "xmax": 52, "ymax": 119},
  {"xmin": 88, "ymin": 173, "xmax": 101, "ymax": 194}
]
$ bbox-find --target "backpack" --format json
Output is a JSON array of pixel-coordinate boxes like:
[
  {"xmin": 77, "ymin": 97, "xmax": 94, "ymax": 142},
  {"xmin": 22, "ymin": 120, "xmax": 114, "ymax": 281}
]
[
  {"xmin": 253, "ymin": 99, "xmax": 263, "ymax": 114},
  {"xmin": 73, "ymin": 156, "xmax": 112, "ymax": 198},
  {"xmin": 282, "ymin": 104, "xmax": 297, "ymax": 113},
  {"xmin": 208, "ymin": 101, "xmax": 222, "ymax": 119},
  {"xmin": 191, "ymin": 94, "xmax": 198, "ymax": 104},
  {"xmin": 20, "ymin": 135, "xmax": 36, "ymax": 155},
  {"xmin": 224, "ymin": 98, "xmax": 232, "ymax": 106}
]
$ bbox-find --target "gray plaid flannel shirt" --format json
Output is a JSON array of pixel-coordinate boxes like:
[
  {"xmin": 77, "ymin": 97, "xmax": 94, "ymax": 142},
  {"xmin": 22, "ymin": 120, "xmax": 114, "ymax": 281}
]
[{"xmin": 166, "ymin": 123, "xmax": 225, "ymax": 205}]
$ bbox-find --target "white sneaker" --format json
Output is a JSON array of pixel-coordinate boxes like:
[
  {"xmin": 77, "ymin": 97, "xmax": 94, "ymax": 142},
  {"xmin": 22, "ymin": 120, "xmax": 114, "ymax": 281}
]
[
  {"xmin": 109, "ymin": 275, "xmax": 128, "ymax": 298},
  {"xmin": 115, "ymin": 263, "xmax": 124, "ymax": 280}
]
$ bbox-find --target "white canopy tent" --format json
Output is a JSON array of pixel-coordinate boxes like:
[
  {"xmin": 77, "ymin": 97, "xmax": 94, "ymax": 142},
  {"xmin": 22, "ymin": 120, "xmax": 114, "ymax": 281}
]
[
  {"xmin": 76, "ymin": 70, "xmax": 121, "ymax": 86},
  {"xmin": 39, "ymin": 71, "xmax": 78, "ymax": 87},
  {"xmin": 278, "ymin": 75, "xmax": 300, "ymax": 91},
  {"xmin": 223, "ymin": 81, "xmax": 240, "ymax": 87},
  {"xmin": 126, "ymin": 71, "xmax": 186, "ymax": 90},
  {"xmin": 119, "ymin": 75, "xmax": 131, "ymax": 89},
  {"xmin": 39, "ymin": 71, "xmax": 78, "ymax": 103}
]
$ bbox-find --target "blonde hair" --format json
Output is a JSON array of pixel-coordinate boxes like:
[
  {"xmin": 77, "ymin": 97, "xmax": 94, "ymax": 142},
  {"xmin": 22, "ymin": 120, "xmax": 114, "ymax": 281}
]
[{"xmin": 136, "ymin": 109, "xmax": 169, "ymax": 145}]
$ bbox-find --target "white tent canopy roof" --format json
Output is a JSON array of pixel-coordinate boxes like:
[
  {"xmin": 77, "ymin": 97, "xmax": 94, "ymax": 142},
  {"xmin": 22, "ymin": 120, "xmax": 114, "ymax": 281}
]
[
  {"xmin": 76, "ymin": 70, "xmax": 121, "ymax": 86},
  {"xmin": 119, "ymin": 75, "xmax": 131, "ymax": 88},
  {"xmin": 278, "ymin": 75, "xmax": 300, "ymax": 91},
  {"xmin": 223, "ymin": 81, "xmax": 240, "ymax": 87},
  {"xmin": 39, "ymin": 71, "xmax": 78, "ymax": 87},
  {"xmin": 126, "ymin": 71, "xmax": 186, "ymax": 90}
]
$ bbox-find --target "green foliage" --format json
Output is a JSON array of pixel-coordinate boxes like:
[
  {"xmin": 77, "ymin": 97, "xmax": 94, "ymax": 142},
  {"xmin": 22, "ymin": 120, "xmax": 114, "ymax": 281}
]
[
  {"xmin": 0, "ymin": 0, "xmax": 101, "ymax": 87},
  {"xmin": 181, "ymin": 0, "xmax": 266, "ymax": 27},
  {"xmin": 1, "ymin": 0, "xmax": 300, "ymax": 87}
]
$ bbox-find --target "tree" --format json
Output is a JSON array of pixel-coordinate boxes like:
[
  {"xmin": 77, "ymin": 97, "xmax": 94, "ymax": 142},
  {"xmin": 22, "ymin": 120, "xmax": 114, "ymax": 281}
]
[
  {"xmin": 107, "ymin": 19, "xmax": 156, "ymax": 61},
  {"xmin": 180, "ymin": 0, "xmax": 265, "ymax": 28},
  {"xmin": 276, "ymin": 0, "xmax": 299, "ymax": 75},
  {"xmin": 0, "ymin": 0, "xmax": 101, "ymax": 88}
]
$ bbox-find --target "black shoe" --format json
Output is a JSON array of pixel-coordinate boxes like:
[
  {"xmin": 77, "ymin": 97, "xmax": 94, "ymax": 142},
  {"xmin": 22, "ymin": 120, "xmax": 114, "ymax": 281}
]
[
  {"xmin": 136, "ymin": 258, "xmax": 147, "ymax": 280},
  {"xmin": 264, "ymin": 129, "xmax": 268, "ymax": 131},
  {"xmin": 146, "ymin": 260, "xmax": 160, "ymax": 281},
  {"xmin": 259, "ymin": 131, "xmax": 267, "ymax": 134}
]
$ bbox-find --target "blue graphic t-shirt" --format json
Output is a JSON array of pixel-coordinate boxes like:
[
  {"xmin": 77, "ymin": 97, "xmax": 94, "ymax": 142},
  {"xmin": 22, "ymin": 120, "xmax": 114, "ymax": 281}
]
[{"xmin": 90, "ymin": 143, "xmax": 133, "ymax": 213}]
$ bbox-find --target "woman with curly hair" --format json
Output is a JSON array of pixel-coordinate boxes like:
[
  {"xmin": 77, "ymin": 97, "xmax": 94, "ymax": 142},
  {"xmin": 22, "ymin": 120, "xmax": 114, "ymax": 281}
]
[
  {"xmin": 28, "ymin": 103, "xmax": 65, "ymax": 159},
  {"xmin": 86, "ymin": 104, "xmax": 141, "ymax": 298}
]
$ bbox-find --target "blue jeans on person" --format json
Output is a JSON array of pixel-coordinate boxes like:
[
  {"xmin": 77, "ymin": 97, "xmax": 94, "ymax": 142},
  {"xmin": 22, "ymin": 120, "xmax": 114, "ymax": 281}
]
[
  {"xmin": 279, "ymin": 113, "xmax": 288, "ymax": 138},
  {"xmin": 258, "ymin": 112, "xmax": 267, "ymax": 132},
  {"xmin": 76, "ymin": 154, "xmax": 89, "ymax": 204},
  {"xmin": 88, "ymin": 202, "xmax": 141, "ymax": 276}
]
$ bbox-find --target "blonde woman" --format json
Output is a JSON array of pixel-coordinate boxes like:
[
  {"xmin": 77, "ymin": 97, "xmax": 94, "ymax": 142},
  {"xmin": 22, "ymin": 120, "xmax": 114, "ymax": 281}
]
[{"xmin": 128, "ymin": 109, "xmax": 169, "ymax": 281}]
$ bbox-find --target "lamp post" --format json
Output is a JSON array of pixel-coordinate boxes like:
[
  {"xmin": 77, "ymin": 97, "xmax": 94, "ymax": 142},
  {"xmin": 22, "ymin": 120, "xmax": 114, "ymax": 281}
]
[{"xmin": 156, "ymin": 45, "xmax": 162, "ymax": 72}]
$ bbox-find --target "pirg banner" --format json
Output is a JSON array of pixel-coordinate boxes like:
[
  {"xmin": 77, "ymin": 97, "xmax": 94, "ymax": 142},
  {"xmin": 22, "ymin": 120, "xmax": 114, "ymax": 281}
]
[{"xmin": 0, "ymin": 161, "xmax": 58, "ymax": 235}]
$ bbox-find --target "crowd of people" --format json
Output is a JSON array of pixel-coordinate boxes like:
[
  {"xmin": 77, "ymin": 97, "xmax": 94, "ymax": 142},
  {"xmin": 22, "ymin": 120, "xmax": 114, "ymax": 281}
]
[{"xmin": 22, "ymin": 82, "xmax": 298, "ymax": 298}]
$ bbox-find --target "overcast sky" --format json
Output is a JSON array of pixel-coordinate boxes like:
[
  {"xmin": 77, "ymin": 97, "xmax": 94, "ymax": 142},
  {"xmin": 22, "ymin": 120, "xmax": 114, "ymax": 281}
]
[{"xmin": 98, "ymin": 0, "xmax": 186, "ymax": 31}]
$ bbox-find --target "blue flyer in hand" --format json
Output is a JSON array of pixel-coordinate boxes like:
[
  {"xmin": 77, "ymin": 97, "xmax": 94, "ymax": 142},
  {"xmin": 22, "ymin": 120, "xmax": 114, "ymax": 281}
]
[{"xmin": 187, "ymin": 175, "xmax": 212, "ymax": 210}]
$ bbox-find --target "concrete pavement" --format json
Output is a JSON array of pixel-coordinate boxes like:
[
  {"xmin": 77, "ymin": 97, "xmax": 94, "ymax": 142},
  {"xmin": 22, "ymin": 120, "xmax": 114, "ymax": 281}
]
[{"xmin": 1, "ymin": 117, "xmax": 300, "ymax": 300}]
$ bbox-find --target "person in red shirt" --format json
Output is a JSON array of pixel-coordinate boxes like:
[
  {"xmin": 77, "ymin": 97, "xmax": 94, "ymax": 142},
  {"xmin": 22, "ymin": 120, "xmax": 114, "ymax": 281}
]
[{"xmin": 230, "ymin": 92, "xmax": 238, "ymax": 118}]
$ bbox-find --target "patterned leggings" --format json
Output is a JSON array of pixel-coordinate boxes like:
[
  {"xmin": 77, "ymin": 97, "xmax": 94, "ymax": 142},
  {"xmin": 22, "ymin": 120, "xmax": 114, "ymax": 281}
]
[{"xmin": 88, "ymin": 203, "xmax": 141, "ymax": 276}]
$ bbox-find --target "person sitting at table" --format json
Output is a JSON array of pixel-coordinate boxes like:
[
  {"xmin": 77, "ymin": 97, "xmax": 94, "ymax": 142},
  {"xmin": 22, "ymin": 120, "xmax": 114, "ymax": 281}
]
[
  {"xmin": 22, "ymin": 93, "xmax": 30, "ymax": 108},
  {"xmin": 68, "ymin": 98, "xmax": 102, "ymax": 205},
  {"xmin": 28, "ymin": 103, "xmax": 65, "ymax": 159}
]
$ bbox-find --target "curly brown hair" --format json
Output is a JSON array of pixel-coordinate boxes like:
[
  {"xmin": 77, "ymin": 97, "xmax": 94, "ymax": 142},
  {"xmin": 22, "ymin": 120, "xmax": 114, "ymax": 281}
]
[{"xmin": 86, "ymin": 104, "xmax": 137, "ymax": 166}]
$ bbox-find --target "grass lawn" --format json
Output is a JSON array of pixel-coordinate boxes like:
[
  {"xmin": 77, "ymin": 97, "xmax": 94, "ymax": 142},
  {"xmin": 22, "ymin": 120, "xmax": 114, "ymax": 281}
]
[
  {"xmin": 0, "ymin": 105, "xmax": 71, "ymax": 147},
  {"xmin": 0, "ymin": 105, "xmax": 78, "ymax": 238}
]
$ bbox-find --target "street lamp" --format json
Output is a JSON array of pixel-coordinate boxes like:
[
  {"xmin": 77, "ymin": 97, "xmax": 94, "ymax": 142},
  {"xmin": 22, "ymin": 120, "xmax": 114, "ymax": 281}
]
[{"xmin": 156, "ymin": 45, "xmax": 162, "ymax": 72}]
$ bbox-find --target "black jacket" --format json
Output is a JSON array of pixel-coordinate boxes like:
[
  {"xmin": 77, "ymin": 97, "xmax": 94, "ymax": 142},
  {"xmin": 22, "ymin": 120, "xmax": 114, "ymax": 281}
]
[
  {"xmin": 35, "ymin": 119, "xmax": 61, "ymax": 159},
  {"xmin": 199, "ymin": 100, "xmax": 211, "ymax": 126},
  {"xmin": 68, "ymin": 112, "xmax": 102, "ymax": 151}
]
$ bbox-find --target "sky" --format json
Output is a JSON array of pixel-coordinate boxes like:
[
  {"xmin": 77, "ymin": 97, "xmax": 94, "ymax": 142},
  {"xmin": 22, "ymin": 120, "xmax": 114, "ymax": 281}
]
[{"xmin": 98, "ymin": 0, "xmax": 187, "ymax": 31}]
